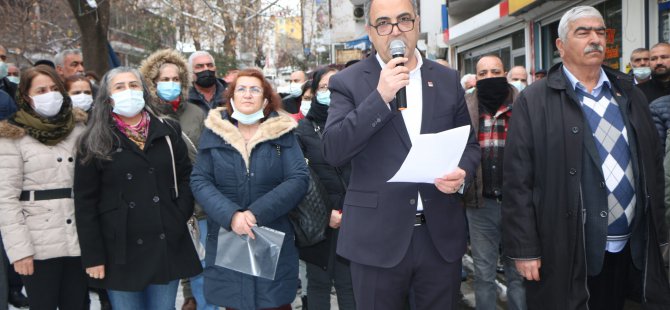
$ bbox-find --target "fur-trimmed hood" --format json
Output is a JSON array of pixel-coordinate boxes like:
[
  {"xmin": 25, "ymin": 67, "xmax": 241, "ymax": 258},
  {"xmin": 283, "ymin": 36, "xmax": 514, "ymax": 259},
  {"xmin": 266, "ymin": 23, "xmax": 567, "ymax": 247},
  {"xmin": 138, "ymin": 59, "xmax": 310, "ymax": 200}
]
[
  {"xmin": 138, "ymin": 49, "xmax": 191, "ymax": 104},
  {"xmin": 204, "ymin": 107, "xmax": 298, "ymax": 169},
  {"xmin": 0, "ymin": 108, "xmax": 87, "ymax": 139}
]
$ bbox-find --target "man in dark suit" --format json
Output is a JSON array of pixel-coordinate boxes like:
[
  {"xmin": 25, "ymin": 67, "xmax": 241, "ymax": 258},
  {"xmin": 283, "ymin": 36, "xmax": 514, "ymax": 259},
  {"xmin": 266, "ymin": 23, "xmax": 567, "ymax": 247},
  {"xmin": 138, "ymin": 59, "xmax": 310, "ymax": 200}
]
[{"xmin": 321, "ymin": 0, "xmax": 480, "ymax": 309}]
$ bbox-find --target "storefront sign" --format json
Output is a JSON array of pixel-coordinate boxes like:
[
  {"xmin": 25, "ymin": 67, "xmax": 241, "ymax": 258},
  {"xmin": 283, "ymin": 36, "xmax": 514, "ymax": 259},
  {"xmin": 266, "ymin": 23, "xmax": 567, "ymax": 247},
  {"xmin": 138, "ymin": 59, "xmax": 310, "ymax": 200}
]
[
  {"xmin": 605, "ymin": 28, "xmax": 620, "ymax": 69},
  {"xmin": 509, "ymin": 0, "xmax": 538, "ymax": 15}
]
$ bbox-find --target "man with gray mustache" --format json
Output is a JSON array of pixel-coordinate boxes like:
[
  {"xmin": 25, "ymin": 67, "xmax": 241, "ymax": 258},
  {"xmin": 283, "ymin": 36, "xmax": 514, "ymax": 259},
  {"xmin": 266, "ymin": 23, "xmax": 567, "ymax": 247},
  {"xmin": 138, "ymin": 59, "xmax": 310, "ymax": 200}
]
[
  {"xmin": 637, "ymin": 42, "xmax": 670, "ymax": 103},
  {"xmin": 502, "ymin": 6, "xmax": 670, "ymax": 310}
]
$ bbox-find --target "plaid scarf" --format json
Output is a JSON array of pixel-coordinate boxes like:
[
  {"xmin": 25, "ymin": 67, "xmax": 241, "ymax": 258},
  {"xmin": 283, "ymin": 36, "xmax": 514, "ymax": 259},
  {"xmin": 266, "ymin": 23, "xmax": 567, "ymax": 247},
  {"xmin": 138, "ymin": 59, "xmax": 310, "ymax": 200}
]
[
  {"xmin": 113, "ymin": 111, "xmax": 151, "ymax": 150},
  {"xmin": 478, "ymin": 103, "xmax": 512, "ymax": 197},
  {"xmin": 11, "ymin": 90, "xmax": 74, "ymax": 146}
]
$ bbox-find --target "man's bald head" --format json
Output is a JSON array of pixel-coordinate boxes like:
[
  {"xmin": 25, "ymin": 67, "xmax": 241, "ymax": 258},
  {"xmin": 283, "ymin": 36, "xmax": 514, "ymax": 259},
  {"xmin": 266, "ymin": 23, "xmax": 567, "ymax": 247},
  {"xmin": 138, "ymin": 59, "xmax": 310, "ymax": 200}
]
[
  {"xmin": 290, "ymin": 71, "xmax": 306, "ymax": 84},
  {"xmin": 507, "ymin": 66, "xmax": 528, "ymax": 85},
  {"xmin": 476, "ymin": 55, "xmax": 505, "ymax": 80}
]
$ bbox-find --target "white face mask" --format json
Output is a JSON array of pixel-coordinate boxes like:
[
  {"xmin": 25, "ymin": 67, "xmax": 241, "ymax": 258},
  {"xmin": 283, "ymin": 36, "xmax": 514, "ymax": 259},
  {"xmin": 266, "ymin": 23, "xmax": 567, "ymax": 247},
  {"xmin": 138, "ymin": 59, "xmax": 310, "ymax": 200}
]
[
  {"xmin": 230, "ymin": 98, "xmax": 267, "ymax": 125},
  {"xmin": 300, "ymin": 100, "xmax": 311, "ymax": 116},
  {"xmin": 71, "ymin": 93, "xmax": 93, "ymax": 111},
  {"xmin": 111, "ymin": 89, "xmax": 145, "ymax": 117},
  {"xmin": 510, "ymin": 80, "xmax": 526, "ymax": 92},
  {"xmin": 31, "ymin": 91, "xmax": 64, "ymax": 118}
]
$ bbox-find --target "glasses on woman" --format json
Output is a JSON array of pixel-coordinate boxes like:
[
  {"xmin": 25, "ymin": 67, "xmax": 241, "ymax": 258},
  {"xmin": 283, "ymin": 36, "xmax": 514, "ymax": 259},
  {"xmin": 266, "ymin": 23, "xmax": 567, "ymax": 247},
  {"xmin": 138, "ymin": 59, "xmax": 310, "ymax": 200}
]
[
  {"xmin": 235, "ymin": 86, "xmax": 263, "ymax": 96},
  {"xmin": 369, "ymin": 16, "xmax": 415, "ymax": 36}
]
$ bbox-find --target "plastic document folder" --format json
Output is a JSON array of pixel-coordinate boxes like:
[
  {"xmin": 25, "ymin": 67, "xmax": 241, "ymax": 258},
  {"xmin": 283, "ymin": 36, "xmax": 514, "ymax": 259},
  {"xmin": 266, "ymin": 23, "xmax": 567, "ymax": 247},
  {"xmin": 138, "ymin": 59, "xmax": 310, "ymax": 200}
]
[{"xmin": 215, "ymin": 226, "xmax": 285, "ymax": 280}]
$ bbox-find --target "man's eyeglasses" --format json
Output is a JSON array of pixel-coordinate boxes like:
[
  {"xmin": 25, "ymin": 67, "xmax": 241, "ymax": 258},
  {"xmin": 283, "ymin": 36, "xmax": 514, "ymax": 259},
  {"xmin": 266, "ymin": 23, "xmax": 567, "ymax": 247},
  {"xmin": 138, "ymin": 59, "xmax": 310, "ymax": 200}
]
[
  {"xmin": 235, "ymin": 86, "xmax": 263, "ymax": 96},
  {"xmin": 369, "ymin": 17, "xmax": 415, "ymax": 36}
]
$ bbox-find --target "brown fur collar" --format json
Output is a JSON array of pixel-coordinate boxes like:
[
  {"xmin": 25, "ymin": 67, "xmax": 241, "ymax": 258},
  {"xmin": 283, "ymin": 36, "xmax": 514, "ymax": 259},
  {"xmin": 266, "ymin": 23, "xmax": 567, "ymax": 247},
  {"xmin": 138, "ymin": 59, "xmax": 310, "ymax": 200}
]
[
  {"xmin": 72, "ymin": 108, "xmax": 88, "ymax": 123},
  {"xmin": 138, "ymin": 49, "xmax": 191, "ymax": 103},
  {"xmin": 0, "ymin": 109, "xmax": 87, "ymax": 139},
  {"xmin": 0, "ymin": 120, "xmax": 26, "ymax": 138},
  {"xmin": 204, "ymin": 107, "xmax": 297, "ymax": 169}
]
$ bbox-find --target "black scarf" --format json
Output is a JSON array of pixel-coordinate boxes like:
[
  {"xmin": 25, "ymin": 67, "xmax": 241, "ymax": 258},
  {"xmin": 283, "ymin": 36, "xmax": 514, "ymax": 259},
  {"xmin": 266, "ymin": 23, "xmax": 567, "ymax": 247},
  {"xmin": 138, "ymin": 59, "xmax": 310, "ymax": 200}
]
[
  {"xmin": 476, "ymin": 77, "xmax": 511, "ymax": 114},
  {"xmin": 305, "ymin": 99, "xmax": 329, "ymax": 126}
]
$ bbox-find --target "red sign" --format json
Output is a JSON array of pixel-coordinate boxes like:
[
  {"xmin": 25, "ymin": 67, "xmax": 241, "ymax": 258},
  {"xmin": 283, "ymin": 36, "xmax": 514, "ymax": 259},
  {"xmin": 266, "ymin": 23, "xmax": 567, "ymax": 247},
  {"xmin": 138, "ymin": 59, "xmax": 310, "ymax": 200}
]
[{"xmin": 606, "ymin": 29, "xmax": 616, "ymax": 44}]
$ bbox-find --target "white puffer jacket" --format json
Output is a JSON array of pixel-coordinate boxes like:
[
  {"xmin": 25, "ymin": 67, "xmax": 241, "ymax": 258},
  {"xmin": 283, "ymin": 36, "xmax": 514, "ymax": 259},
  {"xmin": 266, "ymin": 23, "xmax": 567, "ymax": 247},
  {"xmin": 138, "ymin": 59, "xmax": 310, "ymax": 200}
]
[{"xmin": 0, "ymin": 112, "xmax": 86, "ymax": 263}]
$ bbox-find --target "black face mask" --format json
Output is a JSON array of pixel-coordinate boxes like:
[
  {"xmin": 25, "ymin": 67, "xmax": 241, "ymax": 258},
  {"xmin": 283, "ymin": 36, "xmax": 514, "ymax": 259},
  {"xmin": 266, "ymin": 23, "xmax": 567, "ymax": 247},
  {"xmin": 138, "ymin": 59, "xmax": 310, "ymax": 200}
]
[
  {"xmin": 195, "ymin": 70, "xmax": 217, "ymax": 88},
  {"xmin": 476, "ymin": 77, "xmax": 510, "ymax": 114}
]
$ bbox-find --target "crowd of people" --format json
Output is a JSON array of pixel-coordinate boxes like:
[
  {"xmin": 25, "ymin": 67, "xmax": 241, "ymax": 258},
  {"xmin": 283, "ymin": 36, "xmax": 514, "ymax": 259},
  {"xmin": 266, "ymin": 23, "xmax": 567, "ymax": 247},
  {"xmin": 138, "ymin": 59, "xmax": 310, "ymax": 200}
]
[{"xmin": 1, "ymin": 1, "xmax": 670, "ymax": 310}]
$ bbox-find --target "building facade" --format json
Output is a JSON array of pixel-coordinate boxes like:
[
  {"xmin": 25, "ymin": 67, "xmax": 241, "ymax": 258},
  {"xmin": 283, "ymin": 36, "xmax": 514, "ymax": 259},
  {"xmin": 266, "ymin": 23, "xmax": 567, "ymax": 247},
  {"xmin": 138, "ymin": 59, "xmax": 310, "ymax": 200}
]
[{"xmin": 444, "ymin": 0, "xmax": 664, "ymax": 80}]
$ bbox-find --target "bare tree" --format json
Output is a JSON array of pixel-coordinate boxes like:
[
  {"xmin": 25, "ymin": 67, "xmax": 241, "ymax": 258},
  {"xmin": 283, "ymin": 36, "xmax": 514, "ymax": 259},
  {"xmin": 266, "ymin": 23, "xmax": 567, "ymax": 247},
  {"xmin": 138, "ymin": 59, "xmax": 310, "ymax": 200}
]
[
  {"xmin": 0, "ymin": 1, "xmax": 79, "ymax": 66},
  {"xmin": 65, "ymin": 0, "xmax": 110, "ymax": 77}
]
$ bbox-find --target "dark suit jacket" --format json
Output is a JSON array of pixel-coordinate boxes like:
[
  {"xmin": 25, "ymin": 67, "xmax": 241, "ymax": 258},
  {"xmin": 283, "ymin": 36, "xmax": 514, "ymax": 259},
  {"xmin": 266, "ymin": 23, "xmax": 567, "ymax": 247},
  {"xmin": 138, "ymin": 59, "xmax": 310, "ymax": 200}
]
[{"xmin": 322, "ymin": 55, "xmax": 480, "ymax": 268}]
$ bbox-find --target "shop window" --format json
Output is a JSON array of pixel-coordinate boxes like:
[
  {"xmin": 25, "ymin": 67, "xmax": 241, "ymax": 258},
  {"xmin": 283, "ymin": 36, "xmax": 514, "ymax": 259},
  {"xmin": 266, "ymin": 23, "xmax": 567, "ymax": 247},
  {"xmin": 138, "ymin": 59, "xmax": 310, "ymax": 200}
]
[
  {"xmin": 514, "ymin": 55, "xmax": 525, "ymax": 66},
  {"xmin": 512, "ymin": 30, "xmax": 525, "ymax": 49},
  {"xmin": 540, "ymin": 21, "xmax": 560, "ymax": 70},
  {"xmin": 660, "ymin": 0, "xmax": 670, "ymax": 42},
  {"xmin": 539, "ymin": 0, "xmax": 622, "ymax": 70},
  {"xmin": 595, "ymin": 0, "xmax": 622, "ymax": 70}
]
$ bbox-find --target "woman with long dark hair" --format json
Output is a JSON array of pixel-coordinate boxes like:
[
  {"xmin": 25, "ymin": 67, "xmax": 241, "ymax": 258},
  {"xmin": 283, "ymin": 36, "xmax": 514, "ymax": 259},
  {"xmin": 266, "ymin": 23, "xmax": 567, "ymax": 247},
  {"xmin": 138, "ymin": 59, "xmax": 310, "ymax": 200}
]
[
  {"xmin": 296, "ymin": 67, "xmax": 355, "ymax": 310},
  {"xmin": 74, "ymin": 67, "xmax": 202, "ymax": 309}
]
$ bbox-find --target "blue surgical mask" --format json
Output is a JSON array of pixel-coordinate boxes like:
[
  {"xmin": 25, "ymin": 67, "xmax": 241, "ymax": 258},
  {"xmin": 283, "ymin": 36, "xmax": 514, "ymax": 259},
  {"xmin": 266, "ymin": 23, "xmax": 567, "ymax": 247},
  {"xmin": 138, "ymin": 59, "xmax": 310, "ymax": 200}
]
[
  {"xmin": 465, "ymin": 88, "xmax": 475, "ymax": 94},
  {"xmin": 632, "ymin": 67, "xmax": 652, "ymax": 80},
  {"xmin": 0, "ymin": 62, "xmax": 7, "ymax": 80},
  {"xmin": 316, "ymin": 90, "xmax": 331, "ymax": 106},
  {"xmin": 7, "ymin": 76, "xmax": 19, "ymax": 84},
  {"xmin": 300, "ymin": 100, "xmax": 311, "ymax": 115},
  {"xmin": 510, "ymin": 80, "xmax": 526, "ymax": 92},
  {"xmin": 111, "ymin": 89, "xmax": 145, "ymax": 117},
  {"xmin": 230, "ymin": 98, "xmax": 267, "ymax": 125},
  {"xmin": 156, "ymin": 81, "xmax": 181, "ymax": 101},
  {"xmin": 289, "ymin": 82, "xmax": 304, "ymax": 97}
]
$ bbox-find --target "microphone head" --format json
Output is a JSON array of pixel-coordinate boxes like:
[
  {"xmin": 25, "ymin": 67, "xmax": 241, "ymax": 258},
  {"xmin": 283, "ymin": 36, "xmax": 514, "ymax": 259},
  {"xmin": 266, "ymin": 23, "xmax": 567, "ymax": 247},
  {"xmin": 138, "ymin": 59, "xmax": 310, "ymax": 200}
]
[{"xmin": 389, "ymin": 40, "xmax": 406, "ymax": 57}]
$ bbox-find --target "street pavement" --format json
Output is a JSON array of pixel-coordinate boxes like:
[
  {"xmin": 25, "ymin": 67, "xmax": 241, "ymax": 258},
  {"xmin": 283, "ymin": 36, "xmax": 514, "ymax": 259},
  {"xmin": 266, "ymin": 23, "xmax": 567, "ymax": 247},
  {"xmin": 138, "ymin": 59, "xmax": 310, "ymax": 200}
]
[{"xmin": 8, "ymin": 253, "xmax": 643, "ymax": 309}]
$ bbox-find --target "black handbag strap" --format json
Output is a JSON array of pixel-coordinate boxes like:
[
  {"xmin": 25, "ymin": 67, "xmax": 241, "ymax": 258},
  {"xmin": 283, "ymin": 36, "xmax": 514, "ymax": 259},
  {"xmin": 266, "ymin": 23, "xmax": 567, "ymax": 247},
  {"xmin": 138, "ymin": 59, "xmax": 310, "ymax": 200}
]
[{"xmin": 310, "ymin": 120, "xmax": 348, "ymax": 192}]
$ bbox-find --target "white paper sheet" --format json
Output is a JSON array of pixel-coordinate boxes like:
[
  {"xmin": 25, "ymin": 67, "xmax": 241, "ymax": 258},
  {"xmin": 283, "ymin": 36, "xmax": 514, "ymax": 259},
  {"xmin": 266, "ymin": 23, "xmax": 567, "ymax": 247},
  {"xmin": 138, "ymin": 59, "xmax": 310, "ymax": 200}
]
[{"xmin": 388, "ymin": 125, "xmax": 470, "ymax": 183}]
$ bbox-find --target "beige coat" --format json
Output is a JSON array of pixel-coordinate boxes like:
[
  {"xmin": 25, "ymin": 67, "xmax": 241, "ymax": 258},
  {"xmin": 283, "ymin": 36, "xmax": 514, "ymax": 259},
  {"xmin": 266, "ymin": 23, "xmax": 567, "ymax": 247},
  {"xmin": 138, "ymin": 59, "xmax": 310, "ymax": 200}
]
[{"xmin": 0, "ymin": 111, "xmax": 86, "ymax": 263}]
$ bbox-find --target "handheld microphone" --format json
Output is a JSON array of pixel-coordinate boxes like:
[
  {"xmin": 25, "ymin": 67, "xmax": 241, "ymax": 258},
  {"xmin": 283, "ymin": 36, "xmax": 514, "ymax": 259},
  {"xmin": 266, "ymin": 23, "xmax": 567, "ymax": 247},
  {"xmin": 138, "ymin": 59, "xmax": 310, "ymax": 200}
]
[{"xmin": 389, "ymin": 39, "xmax": 407, "ymax": 111}]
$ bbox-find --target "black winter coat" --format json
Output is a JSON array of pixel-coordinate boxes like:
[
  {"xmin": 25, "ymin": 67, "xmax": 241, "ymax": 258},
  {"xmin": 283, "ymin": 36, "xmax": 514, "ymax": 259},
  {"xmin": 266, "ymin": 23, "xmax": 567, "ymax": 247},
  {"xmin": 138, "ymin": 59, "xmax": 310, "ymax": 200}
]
[
  {"xmin": 649, "ymin": 95, "xmax": 670, "ymax": 150},
  {"xmin": 187, "ymin": 78, "xmax": 227, "ymax": 113},
  {"xmin": 502, "ymin": 63, "xmax": 670, "ymax": 309},
  {"xmin": 295, "ymin": 116, "xmax": 351, "ymax": 269},
  {"xmin": 636, "ymin": 77, "xmax": 670, "ymax": 104},
  {"xmin": 74, "ymin": 117, "xmax": 202, "ymax": 291},
  {"xmin": 0, "ymin": 77, "xmax": 16, "ymax": 100}
]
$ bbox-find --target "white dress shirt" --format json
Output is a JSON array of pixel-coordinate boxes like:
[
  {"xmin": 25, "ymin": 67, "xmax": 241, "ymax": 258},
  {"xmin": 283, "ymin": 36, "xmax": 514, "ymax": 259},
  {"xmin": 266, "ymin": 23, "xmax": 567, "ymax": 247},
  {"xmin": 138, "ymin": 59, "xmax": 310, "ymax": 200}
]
[{"xmin": 376, "ymin": 50, "xmax": 425, "ymax": 211}]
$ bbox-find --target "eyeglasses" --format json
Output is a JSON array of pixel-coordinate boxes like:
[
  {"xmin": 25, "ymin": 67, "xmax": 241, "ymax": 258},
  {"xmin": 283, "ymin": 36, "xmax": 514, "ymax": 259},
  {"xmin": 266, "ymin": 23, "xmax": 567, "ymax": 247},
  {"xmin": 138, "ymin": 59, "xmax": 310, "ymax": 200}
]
[
  {"xmin": 235, "ymin": 86, "xmax": 263, "ymax": 96},
  {"xmin": 370, "ymin": 17, "xmax": 415, "ymax": 36}
]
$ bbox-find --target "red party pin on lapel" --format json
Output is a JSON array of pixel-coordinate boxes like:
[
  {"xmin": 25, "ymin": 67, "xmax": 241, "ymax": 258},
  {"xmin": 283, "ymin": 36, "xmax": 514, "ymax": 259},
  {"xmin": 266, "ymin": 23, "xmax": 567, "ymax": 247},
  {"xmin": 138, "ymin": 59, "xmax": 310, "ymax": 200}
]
[{"xmin": 427, "ymin": 81, "xmax": 434, "ymax": 87}]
